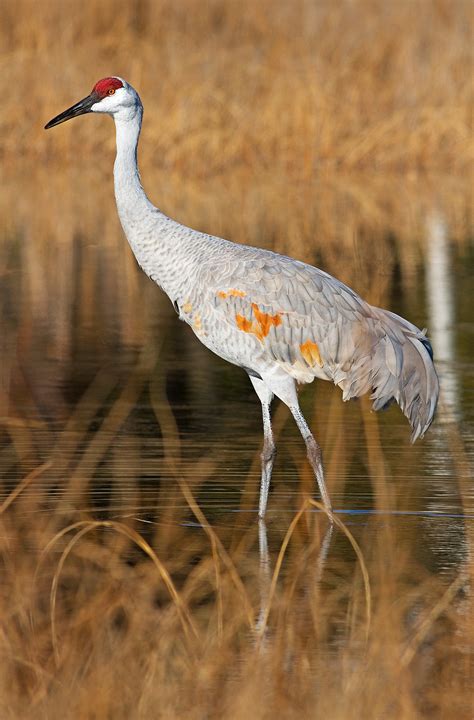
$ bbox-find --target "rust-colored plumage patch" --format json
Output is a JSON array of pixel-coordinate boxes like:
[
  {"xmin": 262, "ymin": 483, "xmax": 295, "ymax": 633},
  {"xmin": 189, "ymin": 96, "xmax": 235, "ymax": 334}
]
[
  {"xmin": 300, "ymin": 339, "xmax": 323, "ymax": 367},
  {"xmin": 182, "ymin": 301, "xmax": 193, "ymax": 313},
  {"xmin": 193, "ymin": 313, "xmax": 202, "ymax": 331},
  {"xmin": 218, "ymin": 289, "xmax": 247, "ymax": 299},
  {"xmin": 235, "ymin": 314, "xmax": 253, "ymax": 333},
  {"xmin": 235, "ymin": 304, "xmax": 282, "ymax": 342},
  {"xmin": 251, "ymin": 304, "xmax": 282, "ymax": 339}
]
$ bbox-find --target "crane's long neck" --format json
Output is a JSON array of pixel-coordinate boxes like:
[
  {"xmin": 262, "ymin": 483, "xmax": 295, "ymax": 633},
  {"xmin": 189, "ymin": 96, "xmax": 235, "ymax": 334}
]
[
  {"xmin": 114, "ymin": 108, "xmax": 157, "ymax": 235},
  {"xmin": 113, "ymin": 109, "xmax": 177, "ymax": 291},
  {"xmin": 112, "ymin": 106, "xmax": 216, "ymax": 305}
]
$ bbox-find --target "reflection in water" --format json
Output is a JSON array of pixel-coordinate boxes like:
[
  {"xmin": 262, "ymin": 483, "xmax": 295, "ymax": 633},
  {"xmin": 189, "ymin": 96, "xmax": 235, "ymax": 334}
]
[
  {"xmin": 256, "ymin": 518, "xmax": 270, "ymax": 635},
  {"xmin": 315, "ymin": 521, "xmax": 334, "ymax": 585},
  {"xmin": 424, "ymin": 212, "xmax": 468, "ymax": 564},
  {"xmin": 425, "ymin": 211, "xmax": 459, "ymax": 415},
  {"xmin": 256, "ymin": 516, "xmax": 334, "ymax": 642}
]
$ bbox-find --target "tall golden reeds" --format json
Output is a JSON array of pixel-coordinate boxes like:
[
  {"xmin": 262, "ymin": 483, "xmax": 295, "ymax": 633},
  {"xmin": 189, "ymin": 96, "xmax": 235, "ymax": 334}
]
[
  {"xmin": 0, "ymin": 397, "xmax": 471, "ymax": 718},
  {"xmin": 0, "ymin": 0, "xmax": 472, "ymax": 172}
]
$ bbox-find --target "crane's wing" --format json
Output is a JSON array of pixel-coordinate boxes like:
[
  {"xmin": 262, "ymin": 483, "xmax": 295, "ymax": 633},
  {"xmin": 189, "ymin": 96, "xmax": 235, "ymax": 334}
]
[{"xmin": 195, "ymin": 249, "xmax": 438, "ymax": 441}]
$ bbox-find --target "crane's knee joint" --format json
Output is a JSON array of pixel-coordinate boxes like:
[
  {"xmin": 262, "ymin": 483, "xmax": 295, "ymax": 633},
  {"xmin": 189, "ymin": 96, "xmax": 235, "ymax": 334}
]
[{"xmin": 261, "ymin": 444, "xmax": 276, "ymax": 464}]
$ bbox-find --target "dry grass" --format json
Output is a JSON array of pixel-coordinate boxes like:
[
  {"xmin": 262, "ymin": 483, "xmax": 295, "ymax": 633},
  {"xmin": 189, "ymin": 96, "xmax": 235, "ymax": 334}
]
[
  {"xmin": 0, "ymin": 0, "xmax": 472, "ymax": 173},
  {"xmin": 0, "ymin": 1, "xmax": 473, "ymax": 718},
  {"xmin": 0, "ymin": 331, "xmax": 472, "ymax": 718},
  {"xmin": 0, "ymin": 398, "xmax": 471, "ymax": 720}
]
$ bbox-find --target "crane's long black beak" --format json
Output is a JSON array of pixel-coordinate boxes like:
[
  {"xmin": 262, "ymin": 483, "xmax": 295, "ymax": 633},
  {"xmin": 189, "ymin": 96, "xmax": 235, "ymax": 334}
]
[{"xmin": 44, "ymin": 93, "xmax": 98, "ymax": 129}]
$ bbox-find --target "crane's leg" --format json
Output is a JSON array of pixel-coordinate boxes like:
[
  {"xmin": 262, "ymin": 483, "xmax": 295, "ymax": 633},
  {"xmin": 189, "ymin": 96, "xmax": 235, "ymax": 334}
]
[
  {"xmin": 260, "ymin": 370, "xmax": 332, "ymax": 514},
  {"xmin": 249, "ymin": 376, "xmax": 276, "ymax": 518},
  {"xmin": 289, "ymin": 404, "xmax": 332, "ymax": 513}
]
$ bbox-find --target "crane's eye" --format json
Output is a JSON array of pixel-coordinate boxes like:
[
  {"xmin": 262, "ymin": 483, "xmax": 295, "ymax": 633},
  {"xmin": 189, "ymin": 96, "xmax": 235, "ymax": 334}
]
[{"xmin": 107, "ymin": 88, "xmax": 115, "ymax": 96}]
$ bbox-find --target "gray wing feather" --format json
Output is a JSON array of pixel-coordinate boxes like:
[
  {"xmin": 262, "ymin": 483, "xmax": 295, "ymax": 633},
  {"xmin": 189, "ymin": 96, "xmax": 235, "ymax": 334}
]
[{"xmin": 196, "ymin": 247, "xmax": 439, "ymax": 441}]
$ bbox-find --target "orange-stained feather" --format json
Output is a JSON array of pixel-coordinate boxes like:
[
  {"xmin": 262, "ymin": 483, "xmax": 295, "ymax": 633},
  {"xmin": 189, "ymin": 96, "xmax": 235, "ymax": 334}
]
[
  {"xmin": 235, "ymin": 314, "xmax": 253, "ymax": 333},
  {"xmin": 235, "ymin": 304, "xmax": 282, "ymax": 342},
  {"xmin": 193, "ymin": 313, "xmax": 202, "ymax": 331},
  {"xmin": 218, "ymin": 289, "xmax": 247, "ymax": 299},
  {"xmin": 300, "ymin": 339, "xmax": 323, "ymax": 367},
  {"xmin": 251, "ymin": 303, "xmax": 282, "ymax": 339}
]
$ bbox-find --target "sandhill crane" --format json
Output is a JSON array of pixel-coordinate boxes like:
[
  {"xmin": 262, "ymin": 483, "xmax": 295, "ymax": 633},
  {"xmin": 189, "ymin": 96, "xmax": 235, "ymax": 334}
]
[{"xmin": 45, "ymin": 77, "xmax": 439, "ymax": 518}]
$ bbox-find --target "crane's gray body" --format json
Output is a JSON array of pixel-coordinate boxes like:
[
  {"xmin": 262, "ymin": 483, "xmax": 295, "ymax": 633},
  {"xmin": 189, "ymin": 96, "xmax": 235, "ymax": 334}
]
[
  {"xmin": 131, "ymin": 215, "xmax": 437, "ymax": 444},
  {"xmin": 46, "ymin": 77, "xmax": 440, "ymax": 517}
]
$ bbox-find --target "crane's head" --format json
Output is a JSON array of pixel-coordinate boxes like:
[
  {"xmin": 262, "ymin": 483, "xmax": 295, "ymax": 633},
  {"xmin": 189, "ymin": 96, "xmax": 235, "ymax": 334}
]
[{"xmin": 45, "ymin": 77, "xmax": 141, "ymax": 129}]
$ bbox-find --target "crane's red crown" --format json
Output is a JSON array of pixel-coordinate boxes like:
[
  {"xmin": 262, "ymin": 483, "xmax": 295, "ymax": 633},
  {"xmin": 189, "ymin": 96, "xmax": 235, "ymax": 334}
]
[{"xmin": 93, "ymin": 77, "xmax": 123, "ymax": 99}]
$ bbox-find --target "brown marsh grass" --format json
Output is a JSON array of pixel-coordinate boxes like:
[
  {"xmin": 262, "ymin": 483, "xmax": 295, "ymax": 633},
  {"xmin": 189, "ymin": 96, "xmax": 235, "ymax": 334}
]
[
  {"xmin": 1, "ymin": 0, "xmax": 472, "ymax": 173},
  {"xmin": 0, "ymin": 393, "xmax": 471, "ymax": 719},
  {"xmin": 0, "ymin": 0, "xmax": 473, "ymax": 718}
]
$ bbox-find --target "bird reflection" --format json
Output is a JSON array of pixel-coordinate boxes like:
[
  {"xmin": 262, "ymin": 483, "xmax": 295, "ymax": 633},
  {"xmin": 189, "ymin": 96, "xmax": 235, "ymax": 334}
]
[
  {"xmin": 256, "ymin": 519, "xmax": 271, "ymax": 635},
  {"xmin": 255, "ymin": 514, "xmax": 333, "ymax": 639}
]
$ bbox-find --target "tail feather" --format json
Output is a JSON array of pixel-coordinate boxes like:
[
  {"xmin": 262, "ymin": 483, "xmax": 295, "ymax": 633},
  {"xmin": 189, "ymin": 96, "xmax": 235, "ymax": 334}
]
[{"xmin": 340, "ymin": 307, "xmax": 439, "ymax": 441}]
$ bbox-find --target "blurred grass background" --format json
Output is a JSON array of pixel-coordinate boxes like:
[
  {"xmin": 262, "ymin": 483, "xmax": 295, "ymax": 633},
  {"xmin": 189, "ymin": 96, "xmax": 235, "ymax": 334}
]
[
  {"xmin": 1, "ymin": 0, "xmax": 472, "ymax": 171},
  {"xmin": 0, "ymin": 0, "xmax": 472, "ymax": 343},
  {"xmin": 0, "ymin": 0, "xmax": 473, "ymax": 718}
]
